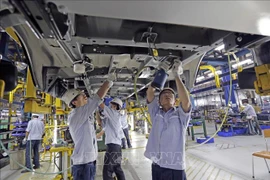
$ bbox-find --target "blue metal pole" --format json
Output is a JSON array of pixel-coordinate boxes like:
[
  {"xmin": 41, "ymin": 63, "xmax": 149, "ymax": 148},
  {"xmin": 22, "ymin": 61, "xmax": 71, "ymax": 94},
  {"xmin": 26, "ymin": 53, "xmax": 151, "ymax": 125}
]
[{"xmin": 221, "ymin": 67, "xmax": 239, "ymax": 111}]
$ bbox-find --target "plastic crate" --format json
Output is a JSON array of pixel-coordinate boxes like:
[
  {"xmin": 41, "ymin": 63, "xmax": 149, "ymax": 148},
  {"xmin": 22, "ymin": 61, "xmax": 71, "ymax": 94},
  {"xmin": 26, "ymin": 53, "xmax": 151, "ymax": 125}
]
[
  {"xmin": 260, "ymin": 125, "xmax": 270, "ymax": 130},
  {"xmin": 11, "ymin": 133, "xmax": 26, "ymax": 137},
  {"xmin": 196, "ymin": 136, "xmax": 214, "ymax": 144},
  {"xmin": 217, "ymin": 131, "xmax": 233, "ymax": 137},
  {"xmin": 234, "ymin": 128, "xmax": 247, "ymax": 135},
  {"xmin": 193, "ymin": 121, "xmax": 202, "ymax": 126}
]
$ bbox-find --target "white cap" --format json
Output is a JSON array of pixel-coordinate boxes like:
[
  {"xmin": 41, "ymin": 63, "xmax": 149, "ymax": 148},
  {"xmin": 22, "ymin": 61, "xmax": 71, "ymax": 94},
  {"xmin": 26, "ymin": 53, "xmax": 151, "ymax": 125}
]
[
  {"xmin": 110, "ymin": 98, "xmax": 123, "ymax": 109},
  {"xmin": 32, "ymin": 113, "xmax": 39, "ymax": 117},
  {"xmin": 61, "ymin": 89, "xmax": 81, "ymax": 106}
]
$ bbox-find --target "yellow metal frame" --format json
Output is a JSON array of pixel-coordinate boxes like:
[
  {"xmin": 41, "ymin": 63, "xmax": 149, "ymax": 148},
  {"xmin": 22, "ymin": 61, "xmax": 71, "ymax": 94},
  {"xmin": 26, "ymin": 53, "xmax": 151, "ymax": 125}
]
[
  {"xmin": 5, "ymin": 27, "xmax": 21, "ymax": 46},
  {"xmin": 24, "ymin": 68, "xmax": 52, "ymax": 113},
  {"xmin": 199, "ymin": 65, "xmax": 221, "ymax": 88},
  {"xmin": 231, "ymin": 53, "xmax": 243, "ymax": 73},
  {"xmin": 0, "ymin": 80, "xmax": 5, "ymax": 99},
  {"xmin": 254, "ymin": 64, "xmax": 270, "ymax": 96}
]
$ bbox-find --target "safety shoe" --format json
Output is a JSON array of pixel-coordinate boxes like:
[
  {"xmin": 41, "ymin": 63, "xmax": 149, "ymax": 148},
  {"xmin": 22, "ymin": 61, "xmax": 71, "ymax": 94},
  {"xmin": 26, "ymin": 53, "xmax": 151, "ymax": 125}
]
[
  {"xmin": 33, "ymin": 166, "xmax": 40, "ymax": 169},
  {"xmin": 21, "ymin": 169, "xmax": 31, "ymax": 173}
]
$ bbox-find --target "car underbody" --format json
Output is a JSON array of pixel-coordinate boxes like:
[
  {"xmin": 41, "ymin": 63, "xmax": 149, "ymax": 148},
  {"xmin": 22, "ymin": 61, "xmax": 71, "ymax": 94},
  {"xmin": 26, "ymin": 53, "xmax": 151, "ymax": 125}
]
[{"xmin": 1, "ymin": 0, "xmax": 270, "ymax": 102}]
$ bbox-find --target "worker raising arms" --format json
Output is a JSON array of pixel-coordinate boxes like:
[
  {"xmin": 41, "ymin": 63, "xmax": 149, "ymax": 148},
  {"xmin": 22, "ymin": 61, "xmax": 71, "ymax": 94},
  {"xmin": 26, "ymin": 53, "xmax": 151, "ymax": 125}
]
[
  {"xmin": 61, "ymin": 73, "xmax": 115, "ymax": 180},
  {"xmin": 144, "ymin": 60, "xmax": 191, "ymax": 180},
  {"xmin": 98, "ymin": 98, "xmax": 126, "ymax": 180}
]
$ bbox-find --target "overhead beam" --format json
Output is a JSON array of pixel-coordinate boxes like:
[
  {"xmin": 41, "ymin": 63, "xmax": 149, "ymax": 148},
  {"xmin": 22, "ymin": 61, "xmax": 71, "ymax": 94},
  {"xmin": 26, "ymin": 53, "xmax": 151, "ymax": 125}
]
[{"xmin": 81, "ymin": 45, "xmax": 184, "ymax": 58}]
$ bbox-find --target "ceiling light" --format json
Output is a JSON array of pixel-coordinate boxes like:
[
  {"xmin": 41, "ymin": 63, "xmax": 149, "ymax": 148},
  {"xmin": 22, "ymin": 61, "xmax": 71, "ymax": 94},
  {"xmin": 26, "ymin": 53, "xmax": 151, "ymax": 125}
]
[
  {"xmin": 215, "ymin": 44, "xmax": 225, "ymax": 51},
  {"xmin": 208, "ymin": 70, "xmax": 222, "ymax": 77},
  {"xmin": 196, "ymin": 76, "xmax": 204, "ymax": 81},
  {"xmin": 232, "ymin": 59, "xmax": 253, "ymax": 68},
  {"xmin": 15, "ymin": 62, "xmax": 28, "ymax": 71},
  {"xmin": 257, "ymin": 17, "xmax": 270, "ymax": 36}
]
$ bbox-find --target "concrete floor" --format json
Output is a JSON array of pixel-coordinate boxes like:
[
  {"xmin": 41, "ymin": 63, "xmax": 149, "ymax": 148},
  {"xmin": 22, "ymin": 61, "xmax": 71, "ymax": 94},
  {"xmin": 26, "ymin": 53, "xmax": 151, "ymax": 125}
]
[{"xmin": 1, "ymin": 122, "xmax": 270, "ymax": 180}]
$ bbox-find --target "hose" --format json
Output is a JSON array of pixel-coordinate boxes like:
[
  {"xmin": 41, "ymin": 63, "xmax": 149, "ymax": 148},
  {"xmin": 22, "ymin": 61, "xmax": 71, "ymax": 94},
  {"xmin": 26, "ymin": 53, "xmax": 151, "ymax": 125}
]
[
  {"xmin": 186, "ymin": 52, "xmax": 233, "ymax": 148},
  {"xmin": 134, "ymin": 67, "xmax": 153, "ymax": 126}
]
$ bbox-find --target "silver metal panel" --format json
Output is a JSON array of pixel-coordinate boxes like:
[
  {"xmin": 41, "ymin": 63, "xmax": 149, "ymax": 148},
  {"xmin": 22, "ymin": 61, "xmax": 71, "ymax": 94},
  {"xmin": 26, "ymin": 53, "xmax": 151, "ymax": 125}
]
[{"xmin": 48, "ymin": 0, "xmax": 270, "ymax": 35}]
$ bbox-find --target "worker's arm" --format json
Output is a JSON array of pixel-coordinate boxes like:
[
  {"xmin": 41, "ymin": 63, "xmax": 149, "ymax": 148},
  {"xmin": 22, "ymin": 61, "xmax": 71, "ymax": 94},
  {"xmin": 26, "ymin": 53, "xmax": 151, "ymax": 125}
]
[
  {"xmin": 99, "ymin": 102, "xmax": 105, "ymax": 110},
  {"xmin": 25, "ymin": 131, "xmax": 29, "ymax": 140},
  {"xmin": 41, "ymin": 123, "xmax": 45, "ymax": 138},
  {"xmin": 147, "ymin": 86, "xmax": 156, "ymax": 103},
  {"xmin": 96, "ymin": 130, "xmax": 105, "ymax": 139},
  {"xmin": 24, "ymin": 121, "xmax": 32, "ymax": 141},
  {"xmin": 102, "ymin": 105, "xmax": 117, "ymax": 121},
  {"xmin": 96, "ymin": 73, "xmax": 116, "ymax": 99},
  {"xmin": 96, "ymin": 81, "xmax": 111, "ymax": 100},
  {"xmin": 172, "ymin": 60, "xmax": 191, "ymax": 113},
  {"xmin": 146, "ymin": 86, "xmax": 159, "ymax": 122},
  {"xmin": 96, "ymin": 110, "xmax": 102, "ymax": 126},
  {"xmin": 84, "ymin": 73, "xmax": 116, "ymax": 116},
  {"xmin": 175, "ymin": 76, "xmax": 191, "ymax": 113}
]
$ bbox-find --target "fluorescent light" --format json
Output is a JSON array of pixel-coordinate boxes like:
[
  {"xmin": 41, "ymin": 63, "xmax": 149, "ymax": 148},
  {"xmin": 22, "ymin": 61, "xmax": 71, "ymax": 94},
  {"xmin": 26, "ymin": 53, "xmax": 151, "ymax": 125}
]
[
  {"xmin": 208, "ymin": 70, "xmax": 222, "ymax": 77},
  {"xmin": 15, "ymin": 62, "xmax": 28, "ymax": 71},
  {"xmin": 215, "ymin": 44, "xmax": 225, "ymax": 51},
  {"xmin": 232, "ymin": 59, "xmax": 253, "ymax": 68},
  {"xmin": 196, "ymin": 76, "xmax": 204, "ymax": 81},
  {"xmin": 257, "ymin": 18, "xmax": 270, "ymax": 36}
]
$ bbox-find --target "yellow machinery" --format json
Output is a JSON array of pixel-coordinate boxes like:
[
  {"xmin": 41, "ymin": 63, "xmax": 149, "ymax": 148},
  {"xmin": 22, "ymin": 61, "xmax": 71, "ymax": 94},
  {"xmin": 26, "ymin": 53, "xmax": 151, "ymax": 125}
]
[
  {"xmin": 254, "ymin": 64, "xmax": 270, "ymax": 96},
  {"xmin": 199, "ymin": 65, "xmax": 221, "ymax": 88},
  {"xmin": 24, "ymin": 68, "xmax": 52, "ymax": 114},
  {"xmin": 0, "ymin": 80, "xmax": 5, "ymax": 98},
  {"xmin": 49, "ymin": 146, "xmax": 73, "ymax": 180}
]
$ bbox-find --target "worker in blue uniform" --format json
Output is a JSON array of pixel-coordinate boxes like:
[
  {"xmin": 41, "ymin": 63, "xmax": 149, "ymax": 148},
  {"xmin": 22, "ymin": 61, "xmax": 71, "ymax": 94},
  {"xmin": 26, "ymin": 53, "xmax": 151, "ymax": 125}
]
[
  {"xmin": 98, "ymin": 98, "xmax": 126, "ymax": 180},
  {"xmin": 120, "ymin": 110, "xmax": 132, "ymax": 149},
  {"xmin": 61, "ymin": 74, "xmax": 115, "ymax": 180},
  {"xmin": 144, "ymin": 60, "xmax": 191, "ymax": 180}
]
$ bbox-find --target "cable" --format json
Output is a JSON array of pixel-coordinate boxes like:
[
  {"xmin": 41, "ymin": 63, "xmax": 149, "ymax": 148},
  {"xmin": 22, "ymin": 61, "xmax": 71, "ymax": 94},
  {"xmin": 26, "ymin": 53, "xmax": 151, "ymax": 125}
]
[
  {"xmin": 186, "ymin": 52, "xmax": 234, "ymax": 148},
  {"xmin": 134, "ymin": 67, "xmax": 152, "ymax": 126}
]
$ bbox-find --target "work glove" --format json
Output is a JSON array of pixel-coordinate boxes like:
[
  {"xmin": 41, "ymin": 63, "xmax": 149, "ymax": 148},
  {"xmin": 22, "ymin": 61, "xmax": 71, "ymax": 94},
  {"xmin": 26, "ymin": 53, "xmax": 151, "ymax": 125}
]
[
  {"xmin": 22, "ymin": 138, "xmax": 27, "ymax": 145},
  {"xmin": 172, "ymin": 59, "xmax": 183, "ymax": 77},
  {"xmin": 159, "ymin": 61, "xmax": 171, "ymax": 71},
  {"xmin": 106, "ymin": 73, "xmax": 117, "ymax": 88}
]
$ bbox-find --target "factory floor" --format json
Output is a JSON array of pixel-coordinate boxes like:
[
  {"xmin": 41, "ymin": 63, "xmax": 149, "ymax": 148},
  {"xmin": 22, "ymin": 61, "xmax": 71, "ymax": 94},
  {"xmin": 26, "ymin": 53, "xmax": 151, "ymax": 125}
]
[{"xmin": 1, "ymin": 122, "xmax": 270, "ymax": 180}]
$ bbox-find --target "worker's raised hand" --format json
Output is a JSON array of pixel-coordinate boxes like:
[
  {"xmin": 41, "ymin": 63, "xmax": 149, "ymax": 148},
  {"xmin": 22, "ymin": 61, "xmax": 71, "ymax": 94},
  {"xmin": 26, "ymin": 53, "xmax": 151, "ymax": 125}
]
[
  {"xmin": 172, "ymin": 59, "xmax": 183, "ymax": 77},
  {"xmin": 107, "ymin": 73, "xmax": 117, "ymax": 82},
  {"xmin": 107, "ymin": 73, "xmax": 117, "ymax": 88}
]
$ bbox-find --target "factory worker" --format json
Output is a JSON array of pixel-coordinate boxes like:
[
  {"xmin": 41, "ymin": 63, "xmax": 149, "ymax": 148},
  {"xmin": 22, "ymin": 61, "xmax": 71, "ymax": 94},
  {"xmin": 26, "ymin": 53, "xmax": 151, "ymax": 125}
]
[
  {"xmin": 120, "ymin": 110, "xmax": 132, "ymax": 149},
  {"xmin": 145, "ymin": 60, "xmax": 191, "ymax": 180},
  {"xmin": 21, "ymin": 113, "xmax": 45, "ymax": 173},
  {"xmin": 98, "ymin": 98, "xmax": 126, "ymax": 180},
  {"xmin": 241, "ymin": 99, "xmax": 262, "ymax": 135},
  {"xmin": 61, "ymin": 74, "xmax": 115, "ymax": 180}
]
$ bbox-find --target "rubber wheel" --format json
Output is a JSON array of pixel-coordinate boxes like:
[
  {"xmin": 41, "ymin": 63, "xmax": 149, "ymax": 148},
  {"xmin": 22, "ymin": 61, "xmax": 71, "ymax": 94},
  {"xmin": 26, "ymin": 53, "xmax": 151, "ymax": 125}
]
[{"xmin": 0, "ymin": 61, "xmax": 18, "ymax": 92}]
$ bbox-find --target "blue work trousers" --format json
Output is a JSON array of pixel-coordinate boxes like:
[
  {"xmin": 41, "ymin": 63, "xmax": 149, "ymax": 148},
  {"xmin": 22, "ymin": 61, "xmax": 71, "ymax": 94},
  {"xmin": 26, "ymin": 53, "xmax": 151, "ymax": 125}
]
[
  {"xmin": 152, "ymin": 163, "xmax": 187, "ymax": 180},
  {"xmin": 25, "ymin": 140, "xmax": 41, "ymax": 169},
  {"xmin": 72, "ymin": 161, "xmax": 96, "ymax": 180}
]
